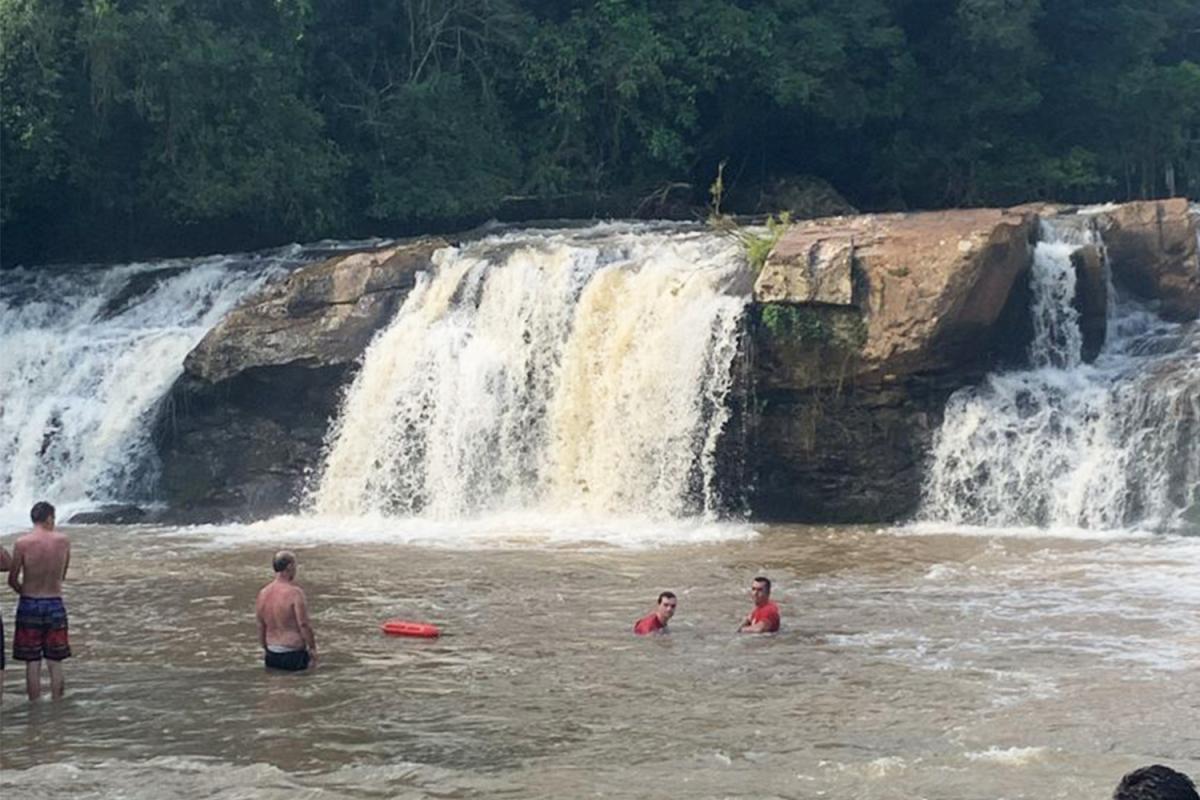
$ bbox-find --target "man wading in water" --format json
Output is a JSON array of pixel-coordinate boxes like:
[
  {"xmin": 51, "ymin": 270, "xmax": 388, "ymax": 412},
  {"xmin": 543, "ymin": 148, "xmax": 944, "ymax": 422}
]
[
  {"xmin": 0, "ymin": 540, "xmax": 11, "ymax": 703},
  {"xmin": 738, "ymin": 576, "xmax": 781, "ymax": 634},
  {"xmin": 255, "ymin": 550, "xmax": 318, "ymax": 671},
  {"xmin": 633, "ymin": 591, "xmax": 677, "ymax": 635},
  {"xmin": 8, "ymin": 501, "xmax": 72, "ymax": 700}
]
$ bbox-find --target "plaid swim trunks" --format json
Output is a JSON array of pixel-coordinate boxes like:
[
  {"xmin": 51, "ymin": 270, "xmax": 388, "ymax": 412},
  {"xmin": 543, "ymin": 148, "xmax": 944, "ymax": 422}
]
[{"xmin": 13, "ymin": 596, "xmax": 71, "ymax": 661}]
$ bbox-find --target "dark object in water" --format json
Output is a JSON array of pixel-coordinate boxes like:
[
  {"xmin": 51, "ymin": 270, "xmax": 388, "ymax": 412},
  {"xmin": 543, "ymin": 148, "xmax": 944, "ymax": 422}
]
[
  {"xmin": 68, "ymin": 505, "xmax": 148, "ymax": 525},
  {"xmin": 1114, "ymin": 765, "xmax": 1199, "ymax": 800}
]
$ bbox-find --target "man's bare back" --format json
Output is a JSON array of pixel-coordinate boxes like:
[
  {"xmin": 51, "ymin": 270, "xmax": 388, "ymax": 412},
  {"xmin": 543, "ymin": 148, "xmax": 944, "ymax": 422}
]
[
  {"xmin": 255, "ymin": 580, "xmax": 310, "ymax": 650},
  {"xmin": 255, "ymin": 551, "xmax": 317, "ymax": 671},
  {"xmin": 9, "ymin": 501, "xmax": 72, "ymax": 701},
  {"xmin": 8, "ymin": 524, "xmax": 70, "ymax": 598}
]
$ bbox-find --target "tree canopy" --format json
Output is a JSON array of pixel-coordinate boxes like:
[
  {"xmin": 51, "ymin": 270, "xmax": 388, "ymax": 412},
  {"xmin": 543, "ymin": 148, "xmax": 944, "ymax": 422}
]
[{"xmin": 2, "ymin": 0, "xmax": 1198, "ymax": 263}]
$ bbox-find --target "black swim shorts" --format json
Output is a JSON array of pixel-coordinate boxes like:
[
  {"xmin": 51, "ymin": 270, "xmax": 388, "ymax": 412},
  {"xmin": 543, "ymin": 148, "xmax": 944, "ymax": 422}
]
[{"xmin": 264, "ymin": 649, "xmax": 310, "ymax": 671}]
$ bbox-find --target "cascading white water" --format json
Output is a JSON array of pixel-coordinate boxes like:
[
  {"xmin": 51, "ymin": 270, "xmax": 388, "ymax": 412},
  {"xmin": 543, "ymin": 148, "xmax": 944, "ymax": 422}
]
[
  {"xmin": 0, "ymin": 247, "xmax": 321, "ymax": 522},
  {"xmin": 921, "ymin": 218, "xmax": 1200, "ymax": 531},
  {"xmin": 311, "ymin": 224, "xmax": 749, "ymax": 521}
]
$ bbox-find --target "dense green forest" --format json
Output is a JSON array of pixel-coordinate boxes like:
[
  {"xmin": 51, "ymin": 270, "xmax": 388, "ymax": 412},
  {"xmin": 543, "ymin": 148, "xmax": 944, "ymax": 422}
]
[{"xmin": 2, "ymin": 0, "xmax": 1198, "ymax": 264}]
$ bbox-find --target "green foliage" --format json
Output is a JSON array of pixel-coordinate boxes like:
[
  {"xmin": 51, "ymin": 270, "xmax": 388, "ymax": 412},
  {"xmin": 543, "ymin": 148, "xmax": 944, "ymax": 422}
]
[
  {"xmin": 762, "ymin": 304, "xmax": 829, "ymax": 343},
  {"xmin": 0, "ymin": 0, "xmax": 77, "ymax": 222},
  {"xmin": 740, "ymin": 213, "xmax": 792, "ymax": 273},
  {"xmin": 707, "ymin": 161, "xmax": 791, "ymax": 272},
  {"xmin": 3, "ymin": 0, "xmax": 1199, "ymax": 262},
  {"xmin": 760, "ymin": 304, "xmax": 867, "ymax": 351}
]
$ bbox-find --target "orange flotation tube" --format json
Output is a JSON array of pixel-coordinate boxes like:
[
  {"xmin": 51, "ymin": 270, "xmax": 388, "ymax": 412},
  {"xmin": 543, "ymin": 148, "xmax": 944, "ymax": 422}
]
[{"xmin": 381, "ymin": 619, "xmax": 441, "ymax": 638}]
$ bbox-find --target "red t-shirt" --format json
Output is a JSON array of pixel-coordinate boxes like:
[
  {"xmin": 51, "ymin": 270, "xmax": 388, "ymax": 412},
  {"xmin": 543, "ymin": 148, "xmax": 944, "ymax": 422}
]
[
  {"xmin": 633, "ymin": 613, "xmax": 666, "ymax": 635},
  {"xmin": 748, "ymin": 601, "xmax": 781, "ymax": 632}
]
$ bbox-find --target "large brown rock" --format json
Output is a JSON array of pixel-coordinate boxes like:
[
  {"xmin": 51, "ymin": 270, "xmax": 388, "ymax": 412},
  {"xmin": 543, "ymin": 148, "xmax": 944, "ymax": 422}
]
[
  {"xmin": 755, "ymin": 208, "xmax": 1036, "ymax": 382},
  {"xmin": 158, "ymin": 238, "xmax": 447, "ymax": 522},
  {"xmin": 185, "ymin": 239, "xmax": 447, "ymax": 383},
  {"xmin": 1096, "ymin": 198, "xmax": 1200, "ymax": 321},
  {"xmin": 756, "ymin": 231, "xmax": 854, "ymax": 305}
]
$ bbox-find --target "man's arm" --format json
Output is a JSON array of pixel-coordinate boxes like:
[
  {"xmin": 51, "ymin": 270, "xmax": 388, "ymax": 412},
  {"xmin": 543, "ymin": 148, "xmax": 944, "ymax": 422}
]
[
  {"xmin": 7, "ymin": 542, "xmax": 23, "ymax": 594},
  {"xmin": 740, "ymin": 619, "xmax": 768, "ymax": 633},
  {"xmin": 254, "ymin": 592, "xmax": 267, "ymax": 650},
  {"xmin": 62, "ymin": 539, "xmax": 70, "ymax": 580},
  {"xmin": 294, "ymin": 590, "xmax": 317, "ymax": 664}
]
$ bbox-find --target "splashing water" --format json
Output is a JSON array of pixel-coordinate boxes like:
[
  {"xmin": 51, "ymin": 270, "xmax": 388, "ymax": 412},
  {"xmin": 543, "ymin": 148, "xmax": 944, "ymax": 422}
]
[
  {"xmin": 921, "ymin": 218, "xmax": 1200, "ymax": 532},
  {"xmin": 0, "ymin": 247, "xmax": 321, "ymax": 522},
  {"xmin": 311, "ymin": 224, "xmax": 750, "ymax": 521}
]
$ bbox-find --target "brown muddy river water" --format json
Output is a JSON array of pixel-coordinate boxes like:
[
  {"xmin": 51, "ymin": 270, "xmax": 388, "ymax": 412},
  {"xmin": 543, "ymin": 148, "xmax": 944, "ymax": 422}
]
[{"xmin": 1, "ymin": 521, "xmax": 1198, "ymax": 798}]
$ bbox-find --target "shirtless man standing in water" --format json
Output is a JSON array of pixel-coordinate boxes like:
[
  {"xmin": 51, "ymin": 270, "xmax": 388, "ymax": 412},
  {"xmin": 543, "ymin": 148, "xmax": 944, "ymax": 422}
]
[
  {"xmin": 8, "ymin": 501, "xmax": 72, "ymax": 700},
  {"xmin": 255, "ymin": 551, "xmax": 318, "ymax": 671},
  {"xmin": 0, "ymin": 541, "xmax": 11, "ymax": 703}
]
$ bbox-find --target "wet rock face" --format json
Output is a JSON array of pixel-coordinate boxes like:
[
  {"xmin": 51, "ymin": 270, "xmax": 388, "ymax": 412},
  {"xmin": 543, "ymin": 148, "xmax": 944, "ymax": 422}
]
[
  {"xmin": 185, "ymin": 239, "xmax": 447, "ymax": 383},
  {"xmin": 151, "ymin": 200, "xmax": 1196, "ymax": 524},
  {"xmin": 747, "ymin": 207, "xmax": 1038, "ymax": 522},
  {"xmin": 67, "ymin": 504, "xmax": 149, "ymax": 525},
  {"xmin": 155, "ymin": 364, "xmax": 349, "ymax": 522},
  {"xmin": 755, "ymin": 233, "xmax": 854, "ymax": 306},
  {"xmin": 1071, "ymin": 243, "xmax": 1108, "ymax": 363},
  {"xmin": 1099, "ymin": 198, "xmax": 1200, "ymax": 321},
  {"xmin": 745, "ymin": 305, "xmax": 1005, "ymax": 523},
  {"xmin": 156, "ymin": 240, "xmax": 445, "ymax": 522},
  {"xmin": 745, "ymin": 199, "xmax": 1197, "ymax": 522}
]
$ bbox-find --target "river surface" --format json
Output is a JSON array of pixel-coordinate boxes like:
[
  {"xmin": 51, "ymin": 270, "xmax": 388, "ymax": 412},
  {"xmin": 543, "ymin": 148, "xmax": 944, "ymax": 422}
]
[{"xmin": 1, "ymin": 522, "xmax": 1198, "ymax": 798}]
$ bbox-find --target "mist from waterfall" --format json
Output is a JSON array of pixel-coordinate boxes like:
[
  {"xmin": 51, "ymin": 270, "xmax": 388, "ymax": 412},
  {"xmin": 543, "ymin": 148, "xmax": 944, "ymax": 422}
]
[
  {"xmin": 921, "ymin": 218, "xmax": 1200, "ymax": 532},
  {"xmin": 0, "ymin": 246, "xmax": 328, "ymax": 523},
  {"xmin": 311, "ymin": 224, "xmax": 750, "ymax": 521}
]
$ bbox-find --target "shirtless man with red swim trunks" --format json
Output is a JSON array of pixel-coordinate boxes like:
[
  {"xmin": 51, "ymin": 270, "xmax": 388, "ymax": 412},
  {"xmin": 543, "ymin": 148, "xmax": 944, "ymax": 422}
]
[
  {"xmin": 738, "ymin": 576, "xmax": 781, "ymax": 633},
  {"xmin": 8, "ymin": 501, "xmax": 72, "ymax": 700}
]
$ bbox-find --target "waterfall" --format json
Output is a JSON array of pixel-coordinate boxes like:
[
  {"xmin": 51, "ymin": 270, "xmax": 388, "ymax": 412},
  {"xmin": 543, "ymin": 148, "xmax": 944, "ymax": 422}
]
[
  {"xmin": 0, "ymin": 246, "xmax": 326, "ymax": 522},
  {"xmin": 921, "ymin": 218, "xmax": 1200, "ymax": 532},
  {"xmin": 311, "ymin": 224, "xmax": 749, "ymax": 521}
]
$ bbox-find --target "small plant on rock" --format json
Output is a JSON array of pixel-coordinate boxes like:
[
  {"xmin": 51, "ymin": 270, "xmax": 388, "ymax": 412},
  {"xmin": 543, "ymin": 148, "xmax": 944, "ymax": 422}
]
[{"xmin": 707, "ymin": 160, "xmax": 791, "ymax": 273}]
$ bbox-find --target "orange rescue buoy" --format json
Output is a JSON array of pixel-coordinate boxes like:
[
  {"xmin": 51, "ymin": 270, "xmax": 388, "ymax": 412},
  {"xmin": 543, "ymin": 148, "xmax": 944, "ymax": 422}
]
[{"xmin": 381, "ymin": 619, "xmax": 440, "ymax": 638}]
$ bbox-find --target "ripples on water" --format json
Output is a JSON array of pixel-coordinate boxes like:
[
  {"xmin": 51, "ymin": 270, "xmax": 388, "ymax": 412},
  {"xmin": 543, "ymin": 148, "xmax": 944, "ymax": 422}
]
[{"xmin": 1, "ymin": 524, "xmax": 1199, "ymax": 799}]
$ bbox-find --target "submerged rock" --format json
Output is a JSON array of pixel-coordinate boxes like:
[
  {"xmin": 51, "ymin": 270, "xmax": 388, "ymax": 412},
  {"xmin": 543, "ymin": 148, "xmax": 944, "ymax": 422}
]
[
  {"xmin": 68, "ymin": 505, "xmax": 148, "ymax": 524},
  {"xmin": 98, "ymin": 266, "xmax": 188, "ymax": 320}
]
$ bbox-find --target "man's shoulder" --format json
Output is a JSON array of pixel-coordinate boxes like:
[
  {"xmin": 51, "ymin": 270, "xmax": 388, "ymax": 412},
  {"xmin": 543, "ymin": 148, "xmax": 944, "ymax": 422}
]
[
  {"xmin": 754, "ymin": 602, "xmax": 780, "ymax": 618},
  {"xmin": 262, "ymin": 581, "xmax": 305, "ymax": 599},
  {"xmin": 634, "ymin": 612, "xmax": 662, "ymax": 631}
]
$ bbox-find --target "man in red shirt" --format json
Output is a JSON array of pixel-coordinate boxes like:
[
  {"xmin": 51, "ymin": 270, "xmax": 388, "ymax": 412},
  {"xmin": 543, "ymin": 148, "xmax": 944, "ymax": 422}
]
[
  {"xmin": 633, "ymin": 591, "xmax": 677, "ymax": 635},
  {"xmin": 738, "ymin": 576, "xmax": 780, "ymax": 633}
]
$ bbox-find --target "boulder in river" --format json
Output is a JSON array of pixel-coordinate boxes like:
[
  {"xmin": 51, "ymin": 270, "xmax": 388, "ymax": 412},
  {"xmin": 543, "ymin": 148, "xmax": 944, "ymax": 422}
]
[
  {"xmin": 156, "ymin": 239, "xmax": 446, "ymax": 522},
  {"xmin": 1097, "ymin": 198, "xmax": 1200, "ymax": 321}
]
